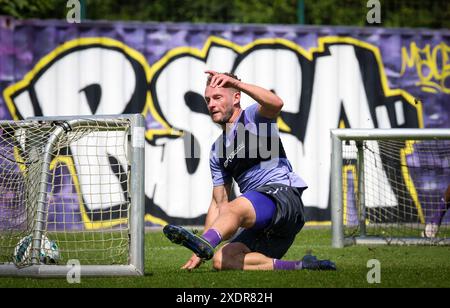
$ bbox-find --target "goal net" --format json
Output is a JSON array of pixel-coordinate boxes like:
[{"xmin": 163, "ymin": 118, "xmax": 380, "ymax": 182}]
[
  {"xmin": 331, "ymin": 129, "xmax": 450, "ymax": 247},
  {"xmin": 0, "ymin": 114, "xmax": 145, "ymax": 277}
]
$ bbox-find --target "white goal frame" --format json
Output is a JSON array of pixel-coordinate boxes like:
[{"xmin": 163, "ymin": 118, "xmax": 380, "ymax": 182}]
[
  {"xmin": 0, "ymin": 114, "xmax": 145, "ymax": 277},
  {"xmin": 331, "ymin": 128, "xmax": 450, "ymax": 248}
]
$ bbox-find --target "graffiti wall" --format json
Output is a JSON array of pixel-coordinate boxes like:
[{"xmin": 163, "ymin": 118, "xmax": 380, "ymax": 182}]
[{"xmin": 1, "ymin": 17, "xmax": 449, "ymax": 227}]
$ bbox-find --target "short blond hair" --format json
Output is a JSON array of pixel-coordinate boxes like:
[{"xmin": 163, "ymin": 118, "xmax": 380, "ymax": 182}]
[{"xmin": 206, "ymin": 72, "xmax": 241, "ymax": 92}]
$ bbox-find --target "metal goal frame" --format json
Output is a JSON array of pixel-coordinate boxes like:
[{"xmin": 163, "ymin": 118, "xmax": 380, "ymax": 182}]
[
  {"xmin": 0, "ymin": 114, "xmax": 145, "ymax": 277},
  {"xmin": 331, "ymin": 128, "xmax": 450, "ymax": 248}
]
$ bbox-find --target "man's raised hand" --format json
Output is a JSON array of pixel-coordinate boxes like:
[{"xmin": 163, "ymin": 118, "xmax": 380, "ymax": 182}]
[{"xmin": 205, "ymin": 70, "xmax": 240, "ymax": 89}]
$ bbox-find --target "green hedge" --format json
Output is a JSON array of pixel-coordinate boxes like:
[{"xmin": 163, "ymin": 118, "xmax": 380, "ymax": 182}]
[{"xmin": 1, "ymin": 0, "xmax": 449, "ymax": 29}]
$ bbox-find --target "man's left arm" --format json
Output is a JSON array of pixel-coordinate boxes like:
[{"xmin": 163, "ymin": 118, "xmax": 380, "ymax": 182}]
[
  {"xmin": 206, "ymin": 70, "xmax": 283, "ymax": 119},
  {"xmin": 237, "ymin": 82, "xmax": 284, "ymax": 119}
]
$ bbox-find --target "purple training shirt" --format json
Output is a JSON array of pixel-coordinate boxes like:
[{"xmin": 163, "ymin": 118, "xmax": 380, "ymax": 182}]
[{"xmin": 209, "ymin": 103, "xmax": 307, "ymax": 194}]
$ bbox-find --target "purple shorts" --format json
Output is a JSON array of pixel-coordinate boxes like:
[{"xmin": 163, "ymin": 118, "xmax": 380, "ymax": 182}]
[{"xmin": 241, "ymin": 190, "xmax": 276, "ymax": 230}]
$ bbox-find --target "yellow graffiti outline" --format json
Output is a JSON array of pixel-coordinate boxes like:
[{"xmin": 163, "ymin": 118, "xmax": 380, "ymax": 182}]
[
  {"xmin": 400, "ymin": 141, "xmax": 425, "ymax": 223},
  {"xmin": 316, "ymin": 38, "xmax": 424, "ymax": 226},
  {"xmin": 49, "ymin": 156, "xmax": 129, "ymax": 230},
  {"xmin": 49, "ymin": 156, "xmax": 170, "ymax": 229},
  {"xmin": 2, "ymin": 37, "xmax": 178, "ymax": 139},
  {"xmin": 3, "ymin": 37, "xmax": 168, "ymax": 229},
  {"xmin": 343, "ymin": 163, "xmax": 357, "ymax": 227},
  {"xmin": 148, "ymin": 35, "xmax": 424, "ymax": 130},
  {"xmin": 11, "ymin": 131, "xmax": 135, "ymax": 230},
  {"xmin": 340, "ymin": 116, "xmax": 374, "ymax": 229},
  {"xmin": 13, "ymin": 146, "xmax": 26, "ymax": 174},
  {"xmin": 339, "ymin": 120, "xmax": 355, "ymax": 226},
  {"xmin": 3, "ymin": 35, "xmax": 426, "ymax": 228},
  {"xmin": 145, "ymin": 214, "xmax": 168, "ymax": 227},
  {"xmin": 400, "ymin": 42, "xmax": 450, "ymax": 94},
  {"xmin": 147, "ymin": 38, "xmax": 425, "ymax": 229},
  {"xmin": 305, "ymin": 221, "xmax": 331, "ymax": 227}
]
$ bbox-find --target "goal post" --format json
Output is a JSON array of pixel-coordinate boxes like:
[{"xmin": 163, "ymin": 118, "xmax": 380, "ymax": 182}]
[
  {"xmin": 331, "ymin": 129, "xmax": 450, "ymax": 248},
  {"xmin": 0, "ymin": 114, "xmax": 145, "ymax": 277}
]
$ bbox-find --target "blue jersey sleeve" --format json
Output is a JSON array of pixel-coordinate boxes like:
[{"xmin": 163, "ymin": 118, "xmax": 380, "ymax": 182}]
[
  {"xmin": 210, "ymin": 143, "xmax": 231, "ymax": 187},
  {"xmin": 244, "ymin": 103, "xmax": 276, "ymax": 125},
  {"xmin": 244, "ymin": 103, "xmax": 278, "ymax": 137}
]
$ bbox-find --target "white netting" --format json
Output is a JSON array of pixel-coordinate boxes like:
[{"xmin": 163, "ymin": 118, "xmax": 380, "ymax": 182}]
[
  {"xmin": 0, "ymin": 119, "xmax": 132, "ymax": 266},
  {"xmin": 342, "ymin": 139, "xmax": 450, "ymax": 242}
]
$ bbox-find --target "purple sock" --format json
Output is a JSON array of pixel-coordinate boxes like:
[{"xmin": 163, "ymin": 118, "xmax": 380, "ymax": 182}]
[
  {"xmin": 273, "ymin": 259, "xmax": 303, "ymax": 270},
  {"xmin": 202, "ymin": 228, "xmax": 222, "ymax": 248}
]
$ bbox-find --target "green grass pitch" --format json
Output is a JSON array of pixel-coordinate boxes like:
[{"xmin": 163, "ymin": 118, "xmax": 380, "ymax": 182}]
[{"xmin": 0, "ymin": 227, "xmax": 449, "ymax": 288}]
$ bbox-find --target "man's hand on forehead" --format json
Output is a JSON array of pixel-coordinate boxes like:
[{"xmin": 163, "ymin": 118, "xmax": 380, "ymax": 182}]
[{"xmin": 205, "ymin": 70, "xmax": 241, "ymax": 89}]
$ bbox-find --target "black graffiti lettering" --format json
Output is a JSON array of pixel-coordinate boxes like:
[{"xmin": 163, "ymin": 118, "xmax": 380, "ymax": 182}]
[
  {"xmin": 79, "ymin": 83, "xmax": 102, "ymax": 114},
  {"xmin": 182, "ymin": 131, "xmax": 201, "ymax": 171},
  {"xmin": 147, "ymin": 38, "xmax": 420, "ymax": 224},
  {"xmin": 184, "ymin": 91, "xmax": 209, "ymax": 115},
  {"xmin": 4, "ymin": 39, "xmax": 151, "ymax": 228},
  {"xmin": 4, "ymin": 36, "xmax": 422, "ymax": 226}
]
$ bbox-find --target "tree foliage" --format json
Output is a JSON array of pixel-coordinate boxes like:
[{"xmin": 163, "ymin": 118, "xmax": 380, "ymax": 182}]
[
  {"xmin": 0, "ymin": 0, "xmax": 62, "ymax": 19},
  {"xmin": 0, "ymin": 0, "xmax": 448, "ymax": 29}
]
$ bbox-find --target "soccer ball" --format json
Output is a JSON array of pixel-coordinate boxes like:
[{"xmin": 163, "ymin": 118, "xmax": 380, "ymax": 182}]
[
  {"xmin": 13, "ymin": 234, "xmax": 60, "ymax": 265},
  {"xmin": 421, "ymin": 223, "xmax": 439, "ymax": 238}
]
